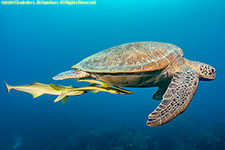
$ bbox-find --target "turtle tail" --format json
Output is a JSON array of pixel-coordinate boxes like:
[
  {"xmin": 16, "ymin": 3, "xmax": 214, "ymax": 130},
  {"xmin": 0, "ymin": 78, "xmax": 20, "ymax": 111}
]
[{"xmin": 53, "ymin": 69, "xmax": 90, "ymax": 80}]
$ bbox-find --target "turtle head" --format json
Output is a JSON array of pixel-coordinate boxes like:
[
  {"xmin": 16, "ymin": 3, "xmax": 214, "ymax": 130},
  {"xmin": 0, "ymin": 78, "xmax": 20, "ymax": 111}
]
[
  {"xmin": 198, "ymin": 62, "xmax": 216, "ymax": 80},
  {"xmin": 184, "ymin": 59, "xmax": 216, "ymax": 81}
]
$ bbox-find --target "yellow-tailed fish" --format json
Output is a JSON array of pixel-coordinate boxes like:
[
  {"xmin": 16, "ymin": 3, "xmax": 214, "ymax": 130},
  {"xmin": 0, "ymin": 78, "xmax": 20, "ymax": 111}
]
[
  {"xmin": 4, "ymin": 80, "xmax": 133, "ymax": 104},
  {"xmin": 4, "ymin": 81, "xmax": 87, "ymax": 103}
]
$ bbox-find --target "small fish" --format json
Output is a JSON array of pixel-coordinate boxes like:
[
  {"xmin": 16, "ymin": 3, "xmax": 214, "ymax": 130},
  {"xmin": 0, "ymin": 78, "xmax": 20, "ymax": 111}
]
[
  {"xmin": 4, "ymin": 81, "xmax": 87, "ymax": 104},
  {"xmin": 77, "ymin": 80, "xmax": 134, "ymax": 94},
  {"xmin": 4, "ymin": 80, "xmax": 133, "ymax": 104}
]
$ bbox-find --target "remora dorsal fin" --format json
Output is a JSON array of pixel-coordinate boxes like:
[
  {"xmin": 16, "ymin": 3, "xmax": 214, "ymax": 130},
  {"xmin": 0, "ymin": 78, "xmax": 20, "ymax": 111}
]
[
  {"xmin": 49, "ymin": 84, "xmax": 65, "ymax": 91},
  {"xmin": 31, "ymin": 82, "xmax": 43, "ymax": 85}
]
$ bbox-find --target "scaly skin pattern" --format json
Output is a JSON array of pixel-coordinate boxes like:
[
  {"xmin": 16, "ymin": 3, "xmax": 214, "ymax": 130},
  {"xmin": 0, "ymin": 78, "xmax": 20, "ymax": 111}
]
[
  {"xmin": 53, "ymin": 69, "xmax": 91, "ymax": 80},
  {"xmin": 147, "ymin": 58, "xmax": 199, "ymax": 126},
  {"xmin": 146, "ymin": 57, "xmax": 216, "ymax": 126}
]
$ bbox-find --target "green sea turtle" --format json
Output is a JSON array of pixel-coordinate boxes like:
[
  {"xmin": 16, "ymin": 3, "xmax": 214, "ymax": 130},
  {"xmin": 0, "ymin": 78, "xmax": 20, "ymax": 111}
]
[{"xmin": 53, "ymin": 42, "xmax": 216, "ymax": 126}]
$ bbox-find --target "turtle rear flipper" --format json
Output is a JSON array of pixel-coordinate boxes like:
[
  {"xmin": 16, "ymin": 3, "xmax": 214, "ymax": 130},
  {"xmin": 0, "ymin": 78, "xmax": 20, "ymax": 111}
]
[
  {"xmin": 153, "ymin": 80, "xmax": 170, "ymax": 100},
  {"xmin": 147, "ymin": 66, "xmax": 199, "ymax": 126},
  {"xmin": 53, "ymin": 69, "xmax": 90, "ymax": 80}
]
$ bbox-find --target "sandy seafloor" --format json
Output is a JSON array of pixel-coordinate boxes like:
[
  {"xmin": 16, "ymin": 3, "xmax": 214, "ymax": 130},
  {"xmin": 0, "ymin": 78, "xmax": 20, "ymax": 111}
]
[{"xmin": 0, "ymin": 0, "xmax": 225, "ymax": 150}]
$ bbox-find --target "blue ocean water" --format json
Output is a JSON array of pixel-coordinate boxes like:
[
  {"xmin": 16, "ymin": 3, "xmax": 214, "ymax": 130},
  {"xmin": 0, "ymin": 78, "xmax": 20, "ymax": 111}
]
[{"xmin": 0, "ymin": 0, "xmax": 225, "ymax": 149}]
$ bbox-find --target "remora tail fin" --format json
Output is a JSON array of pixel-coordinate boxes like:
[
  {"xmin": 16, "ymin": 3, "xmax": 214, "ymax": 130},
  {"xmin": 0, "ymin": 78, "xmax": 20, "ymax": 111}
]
[{"xmin": 3, "ymin": 81, "xmax": 12, "ymax": 93}]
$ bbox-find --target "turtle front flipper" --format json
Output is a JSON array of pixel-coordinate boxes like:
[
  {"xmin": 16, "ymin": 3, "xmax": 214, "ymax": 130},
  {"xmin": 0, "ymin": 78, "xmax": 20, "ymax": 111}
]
[
  {"xmin": 147, "ymin": 66, "xmax": 199, "ymax": 126},
  {"xmin": 53, "ymin": 69, "xmax": 90, "ymax": 80}
]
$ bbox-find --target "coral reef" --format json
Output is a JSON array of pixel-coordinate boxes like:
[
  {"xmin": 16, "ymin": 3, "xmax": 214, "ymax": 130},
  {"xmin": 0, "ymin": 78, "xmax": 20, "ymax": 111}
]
[{"xmin": 1, "ymin": 120, "xmax": 225, "ymax": 150}]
